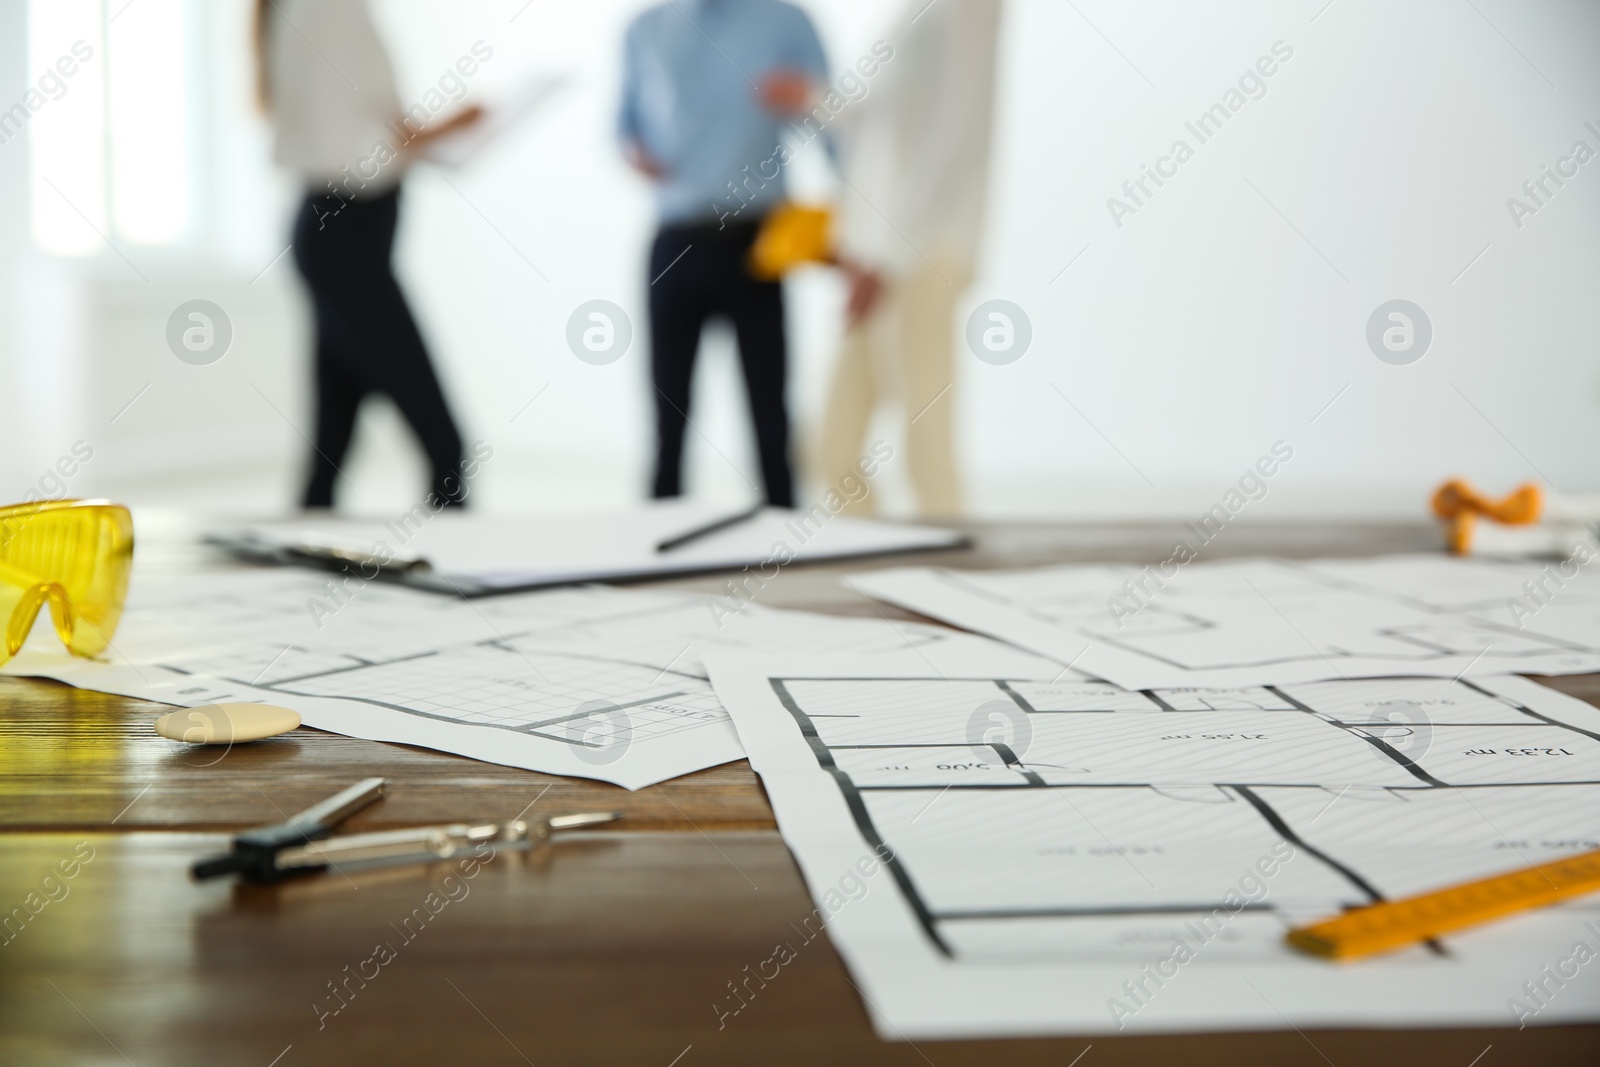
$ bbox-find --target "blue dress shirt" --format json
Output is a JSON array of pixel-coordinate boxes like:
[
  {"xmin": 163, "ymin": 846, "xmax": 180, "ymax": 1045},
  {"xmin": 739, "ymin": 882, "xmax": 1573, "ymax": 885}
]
[{"xmin": 620, "ymin": 0, "xmax": 830, "ymax": 226}]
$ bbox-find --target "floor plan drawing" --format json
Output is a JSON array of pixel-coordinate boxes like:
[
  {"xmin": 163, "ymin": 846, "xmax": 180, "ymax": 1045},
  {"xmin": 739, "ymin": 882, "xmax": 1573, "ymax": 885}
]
[
  {"xmin": 854, "ymin": 555, "xmax": 1600, "ymax": 689},
  {"xmin": 3, "ymin": 569, "xmax": 1052, "ymax": 788},
  {"xmin": 709, "ymin": 649, "xmax": 1600, "ymax": 1036}
]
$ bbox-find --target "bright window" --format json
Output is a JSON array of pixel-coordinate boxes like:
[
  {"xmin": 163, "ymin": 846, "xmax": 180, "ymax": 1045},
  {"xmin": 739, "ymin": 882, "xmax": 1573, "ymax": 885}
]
[
  {"xmin": 28, "ymin": 0, "xmax": 191, "ymax": 256},
  {"xmin": 27, "ymin": 0, "xmax": 107, "ymax": 256}
]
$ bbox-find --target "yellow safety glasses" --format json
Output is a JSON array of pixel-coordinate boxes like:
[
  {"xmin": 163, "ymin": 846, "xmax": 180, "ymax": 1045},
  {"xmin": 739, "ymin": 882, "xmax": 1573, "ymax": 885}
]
[{"xmin": 0, "ymin": 500, "xmax": 134, "ymax": 667}]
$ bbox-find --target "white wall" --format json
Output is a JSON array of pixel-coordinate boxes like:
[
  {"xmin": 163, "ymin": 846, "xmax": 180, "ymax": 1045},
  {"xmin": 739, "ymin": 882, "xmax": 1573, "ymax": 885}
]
[
  {"xmin": 970, "ymin": 0, "xmax": 1600, "ymax": 518},
  {"xmin": 3, "ymin": 0, "xmax": 1598, "ymax": 520}
]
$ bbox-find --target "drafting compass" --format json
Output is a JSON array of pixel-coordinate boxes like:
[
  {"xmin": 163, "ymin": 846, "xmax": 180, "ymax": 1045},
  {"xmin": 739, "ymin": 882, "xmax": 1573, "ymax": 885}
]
[{"xmin": 191, "ymin": 778, "xmax": 618, "ymax": 883}]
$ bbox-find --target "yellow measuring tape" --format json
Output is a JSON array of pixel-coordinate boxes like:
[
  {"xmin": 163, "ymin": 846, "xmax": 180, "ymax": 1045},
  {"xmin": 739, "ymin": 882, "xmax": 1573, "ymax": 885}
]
[{"xmin": 1287, "ymin": 848, "xmax": 1600, "ymax": 960}]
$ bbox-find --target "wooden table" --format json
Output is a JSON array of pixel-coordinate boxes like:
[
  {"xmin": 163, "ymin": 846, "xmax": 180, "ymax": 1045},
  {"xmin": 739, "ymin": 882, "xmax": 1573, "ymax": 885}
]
[{"xmin": 3, "ymin": 522, "xmax": 1596, "ymax": 1066}]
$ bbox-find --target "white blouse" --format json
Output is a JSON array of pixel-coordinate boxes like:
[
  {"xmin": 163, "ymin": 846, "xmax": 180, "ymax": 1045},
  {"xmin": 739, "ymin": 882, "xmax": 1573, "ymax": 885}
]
[{"xmin": 264, "ymin": 0, "xmax": 405, "ymax": 194}]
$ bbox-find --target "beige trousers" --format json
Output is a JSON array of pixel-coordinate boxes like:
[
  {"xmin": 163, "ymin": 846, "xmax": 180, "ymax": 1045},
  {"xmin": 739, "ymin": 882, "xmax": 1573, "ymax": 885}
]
[{"xmin": 816, "ymin": 260, "xmax": 970, "ymax": 518}]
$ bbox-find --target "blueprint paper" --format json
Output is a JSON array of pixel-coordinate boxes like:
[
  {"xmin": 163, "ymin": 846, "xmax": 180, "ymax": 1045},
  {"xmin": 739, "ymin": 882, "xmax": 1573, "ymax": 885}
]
[
  {"xmin": 423, "ymin": 74, "xmax": 569, "ymax": 168},
  {"xmin": 2, "ymin": 568, "xmax": 1053, "ymax": 789},
  {"xmin": 853, "ymin": 555, "xmax": 1600, "ymax": 689},
  {"xmin": 706, "ymin": 648, "xmax": 1600, "ymax": 1037}
]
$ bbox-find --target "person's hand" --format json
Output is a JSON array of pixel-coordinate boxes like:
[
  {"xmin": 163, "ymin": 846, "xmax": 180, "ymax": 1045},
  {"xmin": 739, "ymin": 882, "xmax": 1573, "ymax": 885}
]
[
  {"xmin": 758, "ymin": 70, "xmax": 814, "ymax": 118},
  {"xmin": 394, "ymin": 104, "xmax": 487, "ymax": 154},
  {"xmin": 624, "ymin": 141, "xmax": 668, "ymax": 181},
  {"xmin": 843, "ymin": 262, "xmax": 885, "ymax": 327},
  {"xmin": 437, "ymin": 103, "xmax": 486, "ymax": 136}
]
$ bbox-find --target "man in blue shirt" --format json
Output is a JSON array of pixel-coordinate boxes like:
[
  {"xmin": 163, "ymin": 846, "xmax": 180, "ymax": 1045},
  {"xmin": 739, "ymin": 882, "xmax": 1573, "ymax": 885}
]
[{"xmin": 619, "ymin": 0, "xmax": 831, "ymax": 508}]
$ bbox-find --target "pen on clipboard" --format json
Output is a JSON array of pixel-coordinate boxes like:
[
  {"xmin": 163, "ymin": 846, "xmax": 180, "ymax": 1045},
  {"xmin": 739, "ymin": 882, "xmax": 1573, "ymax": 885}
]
[
  {"xmin": 656, "ymin": 504, "xmax": 765, "ymax": 553},
  {"xmin": 1286, "ymin": 846, "xmax": 1600, "ymax": 961}
]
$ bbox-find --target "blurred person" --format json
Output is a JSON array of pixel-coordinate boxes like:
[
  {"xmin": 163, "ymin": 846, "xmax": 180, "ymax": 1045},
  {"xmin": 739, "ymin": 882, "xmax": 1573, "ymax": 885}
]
[
  {"xmin": 619, "ymin": 0, "xmax": 833, "ymax": 508},
  {"xmin": 817, "ymin": 0, "xmax": 1003, "ymax": 518},
  {"xmin": 254, "ymin": 0, "xmax": 483, "ymax": 509}
]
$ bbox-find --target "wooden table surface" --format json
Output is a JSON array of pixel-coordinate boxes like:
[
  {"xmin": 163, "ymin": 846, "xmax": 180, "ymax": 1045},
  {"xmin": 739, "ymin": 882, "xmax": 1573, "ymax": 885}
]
[{"xmin": 3, "ymin": 522, "xmax": 1596, "ymax": 1066}]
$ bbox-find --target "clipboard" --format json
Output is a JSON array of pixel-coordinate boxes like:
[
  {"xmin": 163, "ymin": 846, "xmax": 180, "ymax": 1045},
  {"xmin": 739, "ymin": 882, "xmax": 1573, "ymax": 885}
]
[{"xmin": 206, "ymin": 503, "xmax": 969, "ymax": 597}]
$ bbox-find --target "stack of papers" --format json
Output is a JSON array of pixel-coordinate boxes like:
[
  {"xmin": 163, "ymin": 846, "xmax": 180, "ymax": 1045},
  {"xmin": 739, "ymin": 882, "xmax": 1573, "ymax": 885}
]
[
  {"xmin": 2, "ymin": 566, "xmax": 1040, "ymax": 790},
  {"xmin": 9, "ymin": 539, "xmax": 1600, "ymax": 1037}
]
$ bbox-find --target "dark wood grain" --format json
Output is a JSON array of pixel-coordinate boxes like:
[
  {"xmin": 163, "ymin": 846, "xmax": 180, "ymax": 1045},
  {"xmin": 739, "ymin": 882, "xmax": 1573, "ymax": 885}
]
[
  {"xmin": 3, "ymin": 520, "xmax": 1596, "ymax": 1064},
  {"xmin": 3, "ymin": 832, "xmax": 1594, "ymax": 1067}
]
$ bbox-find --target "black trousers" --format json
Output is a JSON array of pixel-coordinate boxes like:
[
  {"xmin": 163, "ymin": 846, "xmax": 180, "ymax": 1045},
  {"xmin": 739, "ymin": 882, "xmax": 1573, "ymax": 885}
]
[
  {"xmin": 648, "ymin": 220, "xmax": 792, "ymax": 507},
  {"xmin": 292, "ymin": 186, "xmax": 465, "ymax": 509}
]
